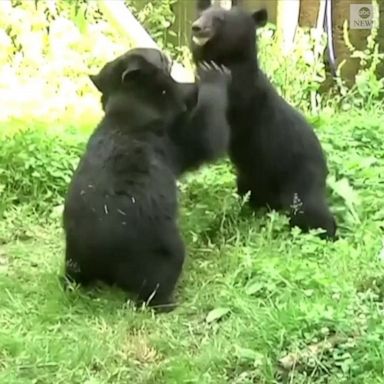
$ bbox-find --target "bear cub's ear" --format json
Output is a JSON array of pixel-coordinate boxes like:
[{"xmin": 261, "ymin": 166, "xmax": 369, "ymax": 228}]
[
  {"xmin": 121, "ymin": 60, "xmax": 142, "ymax": 84},
  {"xmin": 252, "ymin": 8, "xmax": 268, "ymax": 27},
  {"xmin": 89, "ymin": 74, "xmax": 103, "ymax": 93}
]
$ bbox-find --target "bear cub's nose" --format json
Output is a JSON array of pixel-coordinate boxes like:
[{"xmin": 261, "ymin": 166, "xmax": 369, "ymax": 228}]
[{"xmin": 191, "ymin": 22, "xmax": 203, "ymax": 33}]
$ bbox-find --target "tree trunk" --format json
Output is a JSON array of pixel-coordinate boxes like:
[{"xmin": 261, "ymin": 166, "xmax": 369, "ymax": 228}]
[
  {"xmin": 277, "ymin": 0, "xmax": 300, "ymax": 55},
  {"xmin": 97, "ymin": 0, "xmax": 194, "ymax": 82}
]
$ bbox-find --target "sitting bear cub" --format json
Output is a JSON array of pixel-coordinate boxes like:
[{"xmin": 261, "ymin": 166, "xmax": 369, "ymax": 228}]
[
  {"xmin": 191, "ymin": 3, "xmax": 337, "ymax": 239},
  {"xmin": 63, "ymin": 48, "xmax": 231, "ymax": 311}
]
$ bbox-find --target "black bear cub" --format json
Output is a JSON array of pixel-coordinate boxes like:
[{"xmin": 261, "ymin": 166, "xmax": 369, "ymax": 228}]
[
  {"xmin": 191, "ymin": 3, "xmax": 337, "ymax": 239},
  {"xmin": 63, "ymin": 48, "xmax": 231, "ymax": 312}
]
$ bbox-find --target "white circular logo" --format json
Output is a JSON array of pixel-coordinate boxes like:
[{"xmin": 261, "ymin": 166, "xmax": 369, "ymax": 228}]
[{"xmin": 359, "ymin": 7, "xmax": 371, "ymax": 19}]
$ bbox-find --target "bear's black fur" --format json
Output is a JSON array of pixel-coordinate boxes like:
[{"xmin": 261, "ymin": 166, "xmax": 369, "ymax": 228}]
[
  {"xmin": 191, "ymin": 3, "xmax": 337, "ymax": 239},
  {"xmin": 63, "ymin": 48, "xmax": 231, "ymax": 312}
]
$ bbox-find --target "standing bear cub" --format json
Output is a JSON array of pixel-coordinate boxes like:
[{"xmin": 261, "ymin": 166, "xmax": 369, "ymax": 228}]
[
  {"xmin": 191, "ymin": 3, "xmax": 337, "ymax": 239},
  {"xmin": 63, "ymin": 48, "xmax": 231, "ymax": 312}
]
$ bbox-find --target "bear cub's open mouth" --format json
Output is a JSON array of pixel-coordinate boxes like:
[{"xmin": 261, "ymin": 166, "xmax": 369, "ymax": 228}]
[
  {"xmin": 192, "ymin": 35, "xmax": 211, "ymax": 46},
  {"xmin": 191, "ymin": 22, "xmax": 213, "ymax": 46}
]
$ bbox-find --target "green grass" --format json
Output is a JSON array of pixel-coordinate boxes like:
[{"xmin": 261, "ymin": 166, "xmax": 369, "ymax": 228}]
[{"xmin": 1, "ymin": 110, "xmax": 384, "ymax": 383}]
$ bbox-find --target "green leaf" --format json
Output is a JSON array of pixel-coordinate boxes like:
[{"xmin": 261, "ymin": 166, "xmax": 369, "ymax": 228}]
[
  {"xmin": 205, "ymin": 307, "xmax": 230, "ymax": 323},
  {"xmin": 245, "ymin": 282, "xmax": 263, "ymax": 295},
  {"xmin": 328, "ymin": 176, "xmax": 361, "ymax": 223}
]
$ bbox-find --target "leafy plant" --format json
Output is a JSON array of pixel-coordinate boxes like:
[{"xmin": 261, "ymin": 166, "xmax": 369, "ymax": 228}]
[
  {"xmin": 0, "ymin": 126, "xmax": 86, "ymax": 215},
  {"xmin": 257, "ymin": 24, "xmax": 328, "ymax": 114},
  {"xmin": 330, "ymin": 0, "xmax": 383, "ymax": 111}
]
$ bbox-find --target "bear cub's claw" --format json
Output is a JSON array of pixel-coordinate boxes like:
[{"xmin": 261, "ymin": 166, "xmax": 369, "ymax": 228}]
[{"xmin": 196, "ymin": 60, "xmax": 231, "ymax": 85}]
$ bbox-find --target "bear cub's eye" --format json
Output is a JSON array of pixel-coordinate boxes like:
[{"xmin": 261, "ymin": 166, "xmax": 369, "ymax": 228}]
[{"xmin": 215, "ymin": 14, "xmax": 225, "ymax": 23}]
